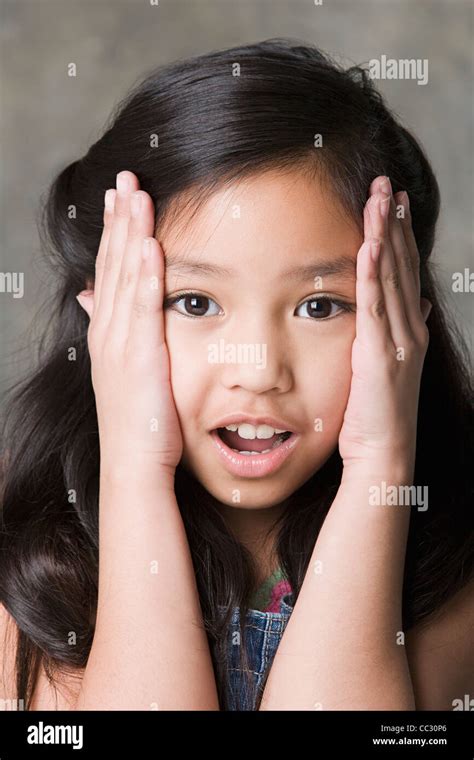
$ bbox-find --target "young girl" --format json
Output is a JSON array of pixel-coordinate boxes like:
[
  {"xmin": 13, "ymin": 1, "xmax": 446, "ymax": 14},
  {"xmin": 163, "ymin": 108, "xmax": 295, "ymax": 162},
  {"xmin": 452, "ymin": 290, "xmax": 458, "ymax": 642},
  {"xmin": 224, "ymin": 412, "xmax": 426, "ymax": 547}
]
[{"xmin": 1, "ymin": 38, "xmax": 473, "ymax": 712}]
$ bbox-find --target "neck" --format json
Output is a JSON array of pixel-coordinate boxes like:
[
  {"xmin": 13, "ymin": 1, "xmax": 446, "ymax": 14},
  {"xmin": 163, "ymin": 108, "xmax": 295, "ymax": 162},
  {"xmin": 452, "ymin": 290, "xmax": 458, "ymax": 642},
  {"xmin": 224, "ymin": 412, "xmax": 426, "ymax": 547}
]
[{"xmin": 217, "ymin": 500, "xmax": 288, "ymax": 585}]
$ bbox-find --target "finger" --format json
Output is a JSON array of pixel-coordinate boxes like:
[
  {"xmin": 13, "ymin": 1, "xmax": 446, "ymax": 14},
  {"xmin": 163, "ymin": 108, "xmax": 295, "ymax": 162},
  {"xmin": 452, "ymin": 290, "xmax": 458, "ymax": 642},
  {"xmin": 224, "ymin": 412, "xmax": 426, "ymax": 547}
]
[
  {"xmin": 370, "ymin": 177, "xmax": 416, "ymax": 291},
  {"xmin": 388, "ymin": 189, "xmax": 427, "ymax": 336},
  {"xmin": 369, "ymin": 179, "xmax": 428, "ymax": 341},
  {"xmin": 394, "ymin": 191, "xmax": 421, "ymax": 297},
  {"xmin": 108, "ymin": 190, "xmax": 156, "ymax": 344},
  {"xmin": 93, "ymin": 189, "xmax": 116, "ymax": 313},
  {"xmin": 381, "ymin": 179, "xmax": 421, "ymax": 332},
  {"xmin": 369, "ymin": 176, "xmax": 385, "ymax": 197},
  {"xmin": 374, "ymin": 181, "xmax": 421, "ymax": 299},
  {"xmin": 355, "ymin": 239, "xmax": 391, "ymax": 349},
  {"xmin": 127, "ymin": 238, "xmax": 167, "ymax": 361},
  {"xmin": 366, "ymin": 189, "xmax": 411, "ymax": 347},
  {"xmin": 93, "ymin": 171, "xmax": 140, "ymax": 334}
]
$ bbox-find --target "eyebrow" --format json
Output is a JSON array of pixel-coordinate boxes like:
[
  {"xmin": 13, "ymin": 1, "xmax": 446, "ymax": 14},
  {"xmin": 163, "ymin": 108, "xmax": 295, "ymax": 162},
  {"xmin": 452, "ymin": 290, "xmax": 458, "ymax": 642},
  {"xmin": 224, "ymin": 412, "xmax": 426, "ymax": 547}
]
[{"xmin": 165, "ymin": 254, "xmax": 356, "ymax": 281}]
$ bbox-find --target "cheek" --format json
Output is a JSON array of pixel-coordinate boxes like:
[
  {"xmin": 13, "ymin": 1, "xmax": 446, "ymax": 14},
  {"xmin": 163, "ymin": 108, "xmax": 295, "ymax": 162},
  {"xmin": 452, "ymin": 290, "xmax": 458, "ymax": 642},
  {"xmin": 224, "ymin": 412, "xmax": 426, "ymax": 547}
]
[
  {"xmin": 164, "ymin": 319, "xmax": 209, "ymax": 422},
  {"xmin": 299, "ymin": 328, "xmax": 354, "ymax": 428},
  {"xmin": 165, "ymin": 322, "xmax": 191, "ymax": 411}
]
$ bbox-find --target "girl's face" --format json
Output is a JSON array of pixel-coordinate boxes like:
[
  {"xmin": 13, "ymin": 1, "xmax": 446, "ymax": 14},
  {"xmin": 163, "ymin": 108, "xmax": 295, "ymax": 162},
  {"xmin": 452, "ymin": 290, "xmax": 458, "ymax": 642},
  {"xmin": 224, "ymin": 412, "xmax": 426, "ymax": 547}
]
[{"xmin": 160, "ymin": 169, "xmax": 362, "ymax": 509}]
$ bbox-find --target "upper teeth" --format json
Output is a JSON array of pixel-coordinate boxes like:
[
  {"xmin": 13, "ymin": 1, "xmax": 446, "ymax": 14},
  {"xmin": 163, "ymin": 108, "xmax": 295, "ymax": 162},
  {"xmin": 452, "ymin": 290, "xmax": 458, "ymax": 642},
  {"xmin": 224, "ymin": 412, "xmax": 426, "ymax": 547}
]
[{"xmin": 224, "ymin": 423, "xmax": 287, "ymax": 439}]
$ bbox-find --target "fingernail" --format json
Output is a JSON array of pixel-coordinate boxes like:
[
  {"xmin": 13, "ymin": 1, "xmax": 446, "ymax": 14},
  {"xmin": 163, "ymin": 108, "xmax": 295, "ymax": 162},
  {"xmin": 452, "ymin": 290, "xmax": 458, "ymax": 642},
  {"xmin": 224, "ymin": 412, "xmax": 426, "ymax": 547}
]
[
  {"xmin": 76, "ymin": 294, "xmax": 87, "ymax": 309},
  {"xmin": 116, "ymin": 172, "xmax": 129, "ymax": 193},
  {"xmin": 401, "ymin": 190, "xmax": 410, "ymax": 212},
  {"xmin": 380, "ymin": 193, "xmax": 390, "ymax": 218},
  {"xmin": 130, "ymin": 191, "xmax": 142, "ymax": 217},
  {"xmin": 380, "ymin": 176, "xmax": 392, "ymax": 195},
  {"xmin": 104, "ymin": 189, "xmax": 115, "ymax": 211}
]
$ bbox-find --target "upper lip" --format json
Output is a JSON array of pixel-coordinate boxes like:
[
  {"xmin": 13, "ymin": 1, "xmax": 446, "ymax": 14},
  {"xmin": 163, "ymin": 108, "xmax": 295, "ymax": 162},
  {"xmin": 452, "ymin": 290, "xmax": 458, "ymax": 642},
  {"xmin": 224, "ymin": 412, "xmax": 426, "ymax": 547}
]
[{"xmin": 210, "ymin": 413, "xmax": 298, "ymax": 433}]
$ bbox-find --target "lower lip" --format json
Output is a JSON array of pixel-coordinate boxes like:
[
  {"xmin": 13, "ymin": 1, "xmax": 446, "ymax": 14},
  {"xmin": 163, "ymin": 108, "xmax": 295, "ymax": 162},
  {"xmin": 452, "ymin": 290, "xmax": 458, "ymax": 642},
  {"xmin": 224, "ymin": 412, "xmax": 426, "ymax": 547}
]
[{"xmin": 209, "ymin": 429, "xmax": 301, "ymax": 478}]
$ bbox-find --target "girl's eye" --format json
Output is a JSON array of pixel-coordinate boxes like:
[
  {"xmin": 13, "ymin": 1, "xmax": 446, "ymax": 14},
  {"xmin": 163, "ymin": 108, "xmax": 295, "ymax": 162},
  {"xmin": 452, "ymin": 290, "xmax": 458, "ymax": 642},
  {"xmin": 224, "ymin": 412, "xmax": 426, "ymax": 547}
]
[
  {"xmin": 164, "ymin": 292, "xmax": 354, "ymax": 320},
  {"xmin": 164, "ymin": 292, "xmax": 222, "ymax": 318},
  {"xmin": 295, "ymin": 297, "xmax": 353, "ymax": 320}
]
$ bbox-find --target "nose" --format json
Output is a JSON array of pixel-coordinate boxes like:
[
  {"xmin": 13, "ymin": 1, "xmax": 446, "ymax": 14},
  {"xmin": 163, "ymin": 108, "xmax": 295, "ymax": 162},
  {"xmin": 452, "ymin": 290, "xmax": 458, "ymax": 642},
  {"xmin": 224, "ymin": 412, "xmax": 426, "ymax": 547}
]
[{"xmin": 214, "ymin": 323, "xmax": 293, "ymax": 394}]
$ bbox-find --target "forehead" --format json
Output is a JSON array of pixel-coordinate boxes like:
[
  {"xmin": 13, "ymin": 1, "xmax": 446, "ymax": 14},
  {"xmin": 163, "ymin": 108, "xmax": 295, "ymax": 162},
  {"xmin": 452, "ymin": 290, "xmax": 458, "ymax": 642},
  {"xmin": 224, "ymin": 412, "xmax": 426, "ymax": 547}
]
[{"xmin": 159, "ymin": 169, "xmax": 361, "ymax": 283}]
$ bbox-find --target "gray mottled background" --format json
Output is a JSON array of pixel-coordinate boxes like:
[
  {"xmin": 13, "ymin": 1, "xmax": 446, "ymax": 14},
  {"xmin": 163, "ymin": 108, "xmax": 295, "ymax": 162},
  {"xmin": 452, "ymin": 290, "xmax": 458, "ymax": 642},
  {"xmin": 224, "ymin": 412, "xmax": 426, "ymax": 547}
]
[{"xmin": 0, "ymin": 0, "xmax": 472, "ymax": 407}]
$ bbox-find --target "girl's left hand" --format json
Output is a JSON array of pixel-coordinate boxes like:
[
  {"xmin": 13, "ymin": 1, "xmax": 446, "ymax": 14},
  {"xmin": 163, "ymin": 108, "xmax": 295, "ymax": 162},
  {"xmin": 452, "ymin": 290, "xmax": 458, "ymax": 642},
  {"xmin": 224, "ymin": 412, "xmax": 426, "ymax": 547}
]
[{"xmin": 338, "ymin": 176, "xmax": 432, "ymax": 475}]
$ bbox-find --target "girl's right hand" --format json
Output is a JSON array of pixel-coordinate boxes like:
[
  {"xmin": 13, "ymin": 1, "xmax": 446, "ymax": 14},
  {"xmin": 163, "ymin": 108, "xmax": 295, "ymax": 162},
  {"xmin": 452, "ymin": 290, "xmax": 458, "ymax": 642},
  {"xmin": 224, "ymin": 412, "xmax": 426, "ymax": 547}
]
[{"xmin": 76, "ymin": 170, "xmax": 183, "ymax": 477}]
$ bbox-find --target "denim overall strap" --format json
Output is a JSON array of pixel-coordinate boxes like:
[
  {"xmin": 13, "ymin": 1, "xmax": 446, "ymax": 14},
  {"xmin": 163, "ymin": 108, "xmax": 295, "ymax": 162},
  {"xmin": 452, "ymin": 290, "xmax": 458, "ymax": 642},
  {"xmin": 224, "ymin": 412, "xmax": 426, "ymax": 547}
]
[{"xmin": 221, "ymin": 592, "xmax": 295, "ymax": 710}]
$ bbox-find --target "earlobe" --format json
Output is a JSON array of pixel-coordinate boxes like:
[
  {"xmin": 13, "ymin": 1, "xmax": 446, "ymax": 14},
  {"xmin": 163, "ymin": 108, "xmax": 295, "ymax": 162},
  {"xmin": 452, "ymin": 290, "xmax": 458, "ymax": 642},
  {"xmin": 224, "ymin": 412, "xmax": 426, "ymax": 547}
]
[
  {"xmin": 420, "ymin": 298, "xmax": 432, "ymax": 321},
  {"xmin": 76, "ymin": 291, "xmax": 94, "ymax": 318}
]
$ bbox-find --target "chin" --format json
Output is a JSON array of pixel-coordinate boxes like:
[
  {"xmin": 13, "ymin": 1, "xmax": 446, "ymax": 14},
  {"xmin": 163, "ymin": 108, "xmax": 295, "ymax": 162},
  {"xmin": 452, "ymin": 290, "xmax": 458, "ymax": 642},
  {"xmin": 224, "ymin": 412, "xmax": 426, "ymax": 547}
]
[
  {"xmin": 194, "ymin": 470, "xmax": 303, "ymax": 510},
  {"xmin": 179, "ymin": 444, "xmax": 334, "ymax": 508}
]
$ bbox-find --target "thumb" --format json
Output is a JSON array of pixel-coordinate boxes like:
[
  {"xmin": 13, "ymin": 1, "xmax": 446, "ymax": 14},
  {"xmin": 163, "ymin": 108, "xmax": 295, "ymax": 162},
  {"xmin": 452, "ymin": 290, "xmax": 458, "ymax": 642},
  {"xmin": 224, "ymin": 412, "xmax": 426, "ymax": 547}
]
[{"xmin": 76, "ymin": 290, "xmax": 94, "ymax": 319}]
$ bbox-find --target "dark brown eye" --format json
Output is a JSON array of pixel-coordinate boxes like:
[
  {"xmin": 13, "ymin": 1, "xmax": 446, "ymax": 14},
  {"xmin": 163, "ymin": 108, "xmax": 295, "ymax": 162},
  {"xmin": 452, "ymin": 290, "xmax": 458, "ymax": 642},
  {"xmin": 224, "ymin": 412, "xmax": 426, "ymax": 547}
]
[
  {"xmin": 296, "ymin": 298, "xmax": 339, "ymax": 319},
  {"xmin": 165, "ymin": 293, "xmax": 221, "ymax": 317},
  {"xmin": 182, "ymin": 295, "xmax": 209, "ymax": 316}
]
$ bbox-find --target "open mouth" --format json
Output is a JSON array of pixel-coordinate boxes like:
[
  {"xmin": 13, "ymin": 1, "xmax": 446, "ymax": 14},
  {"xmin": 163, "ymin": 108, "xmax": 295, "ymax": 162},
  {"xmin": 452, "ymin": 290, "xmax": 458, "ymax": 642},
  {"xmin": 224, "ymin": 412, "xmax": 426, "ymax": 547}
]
[
  {"xmin": 209, "ymin": 423, "xmax": 300, "ymax": 478},
  {"xmin": 215, "ymin": 427, "xmax": 293, "ymax": 455}
]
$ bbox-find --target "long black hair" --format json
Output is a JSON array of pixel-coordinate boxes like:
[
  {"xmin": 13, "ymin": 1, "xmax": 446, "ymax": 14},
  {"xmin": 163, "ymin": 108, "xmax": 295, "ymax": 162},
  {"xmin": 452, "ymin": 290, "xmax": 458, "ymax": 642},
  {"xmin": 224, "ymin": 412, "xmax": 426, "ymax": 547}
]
[{"xmin": 1, "ymin": 38, "xmax": 473, "ymax": 711}]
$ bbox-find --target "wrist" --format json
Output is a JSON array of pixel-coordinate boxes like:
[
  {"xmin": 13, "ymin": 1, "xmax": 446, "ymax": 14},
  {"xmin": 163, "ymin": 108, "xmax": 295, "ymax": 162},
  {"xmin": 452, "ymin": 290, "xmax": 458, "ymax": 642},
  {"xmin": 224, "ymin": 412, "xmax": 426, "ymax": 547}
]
[
  {"xmin": 337, "ymin": 464, "xmax": 417, "ymax": 521},
  {"xmin": 341, "ymin": 456, "xmax": 414, "ymax": 487},
  {"xmin": 99, "ymin": 454, "xmax": 177, "ymax": 493}
]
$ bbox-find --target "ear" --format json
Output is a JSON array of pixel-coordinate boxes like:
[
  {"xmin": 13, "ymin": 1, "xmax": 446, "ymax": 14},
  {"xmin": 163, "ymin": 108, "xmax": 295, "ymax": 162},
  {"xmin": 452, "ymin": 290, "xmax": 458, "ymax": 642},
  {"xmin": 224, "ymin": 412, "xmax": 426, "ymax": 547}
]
[
  {"xmin": 76, "ymin": 290, "xmax": 94, "ymax": 319},
  {"xmin": 420, "ymin": 298, "xmax": 432, "ymax": 322}
]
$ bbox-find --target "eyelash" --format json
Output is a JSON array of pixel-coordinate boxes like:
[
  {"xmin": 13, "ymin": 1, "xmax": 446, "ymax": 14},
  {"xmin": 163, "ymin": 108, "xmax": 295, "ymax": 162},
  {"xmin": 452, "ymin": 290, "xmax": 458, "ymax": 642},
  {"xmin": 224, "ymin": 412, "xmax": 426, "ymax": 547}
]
[{"xmin": 163, "ymin": 290, "xmax": 355, "ymax": 321}]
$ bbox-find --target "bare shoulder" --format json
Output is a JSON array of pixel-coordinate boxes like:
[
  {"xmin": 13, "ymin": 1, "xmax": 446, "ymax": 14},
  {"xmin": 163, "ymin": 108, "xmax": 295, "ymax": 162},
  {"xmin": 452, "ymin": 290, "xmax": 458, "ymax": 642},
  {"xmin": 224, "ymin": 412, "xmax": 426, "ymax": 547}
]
[
  {"xmin": 406, "ymin": 578, "xmax": 474, "ymax": 710},
  {"xmin": 0, "ymin": 603, "xmax": 84, "ymax": 710}
]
